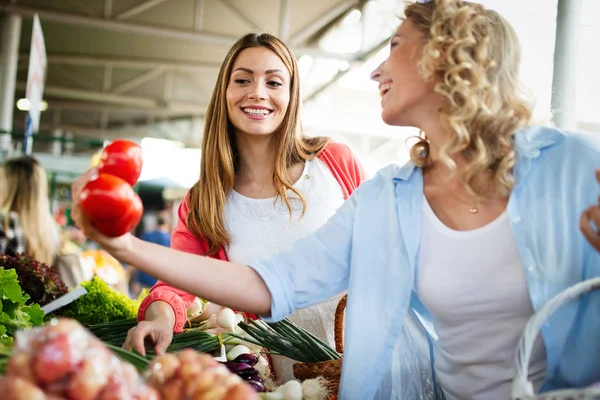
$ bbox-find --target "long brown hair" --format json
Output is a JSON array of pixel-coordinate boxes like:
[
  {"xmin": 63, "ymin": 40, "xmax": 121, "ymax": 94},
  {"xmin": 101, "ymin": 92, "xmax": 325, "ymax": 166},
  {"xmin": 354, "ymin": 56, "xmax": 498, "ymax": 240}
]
[
  {"xmin": 1, "ymin": 156, "xmax": 59, "ymax": 264},
  {"xmin": 405, "ymin": 0, "xmax": 532, "ymax": 198},
  {"xmin": 187, "ymin": 33, "xmax": 330, "ymax": 255}
]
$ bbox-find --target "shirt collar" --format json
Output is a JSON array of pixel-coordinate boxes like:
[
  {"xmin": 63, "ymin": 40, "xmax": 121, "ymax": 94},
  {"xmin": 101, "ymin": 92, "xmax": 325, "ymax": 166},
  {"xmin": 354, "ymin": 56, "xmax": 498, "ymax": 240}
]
[{"xmin": 391, "ymin": 125, "xmax": 564, "ymax": 182}]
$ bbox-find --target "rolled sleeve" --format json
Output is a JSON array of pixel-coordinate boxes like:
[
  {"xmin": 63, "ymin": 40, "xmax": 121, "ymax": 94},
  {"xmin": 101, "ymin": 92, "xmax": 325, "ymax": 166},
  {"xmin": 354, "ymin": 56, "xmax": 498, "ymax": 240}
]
[
  {"xmin": 248, "ymin": 191, "xmax": 358, "ymax": 322},
  {"xmin": 137, "ymin": 288, "xmax": 188, "ymax": 332}
]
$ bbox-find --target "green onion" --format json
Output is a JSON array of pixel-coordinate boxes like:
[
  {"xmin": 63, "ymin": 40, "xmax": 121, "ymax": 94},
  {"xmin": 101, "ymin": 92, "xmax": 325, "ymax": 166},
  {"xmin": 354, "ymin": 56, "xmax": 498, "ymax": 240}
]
[
  {"xmin": 105, "ymin": 343, "xmax": 150, "ymax": 372},
  {"xmin": 232, "ymin": 319, "xmax": 341, "ymax": 363}
]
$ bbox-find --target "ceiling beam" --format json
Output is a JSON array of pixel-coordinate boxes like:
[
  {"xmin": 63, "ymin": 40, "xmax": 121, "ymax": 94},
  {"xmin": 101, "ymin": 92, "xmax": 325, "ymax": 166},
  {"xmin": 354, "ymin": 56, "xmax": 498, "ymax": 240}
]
[
  {"xmin": 41, "ymin": 100, "xmax": 207, "ymax": 116},
  {"xmin": 220, "ymin": 0, "xmax": 259, "ymax": 30},
  {"xmin": 111, "ymin": 66, "xmax": 165, "ymax": 94},
  {"xmin": 16, "ymin": 82, "xmax": 157, "ymax": 108},
  {"xmin": 18, "ymin": 52, "xmax": 221, "ymax": 73},
  {"xmin": 16, "ymin": 82, "xmax": 207, "ymax": 114},
  {"xmin": 194, "ymin": 0, "xmax": 204, "ymax": 30},
  {"xmin": 279, "ymin": 0, "xmax": 291, "ymax": 41},
  {"xmin": 65, "ymin": 0, "xmax": 96, "ymax": 17},
  {"xmin": 54, "ymin": 66, "xmax": 100, "ymax": 91},
  {"xmin": 104, "ymin": 0, "xmax": 112, "ymax": 18},
  {"xmin": 5, "ymin": 4, "xmax": 367, "ymax": 62},
  {"xmin": 290, "ymin": 0, "xmax": 359, "ymax": 46},
  {"xmin": 0, "ymin": 3, "xmax": 238, "ymax": 46},
  {"xmin": 115, "ymin": 0, "xmax": 171, "ymax": 21},
  {"xmin": 11, "ymin": 120, "xmax": 151, "ymax": 141}
]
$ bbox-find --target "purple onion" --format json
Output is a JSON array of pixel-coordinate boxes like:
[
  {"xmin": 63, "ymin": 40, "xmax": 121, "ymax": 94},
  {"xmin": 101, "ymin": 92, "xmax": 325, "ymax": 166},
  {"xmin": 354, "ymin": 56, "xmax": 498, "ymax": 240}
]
[
  {"xmin": 222, "ymin": 362, "xmax": 254, "ymax": 372},
  {"xmin": 238, "ymin": 368, "xmax": 259, "ymax": 379},
  {"xmin": 246, "ymin": 380, "xmax": 265, "ymax": 392},
  {"xmin": 232, "ymin": 353, "xmax": 259, "ymax": 367},
  {"xmin": 244, "ymin": 375, "xmax": 263, "ymax": 383}
]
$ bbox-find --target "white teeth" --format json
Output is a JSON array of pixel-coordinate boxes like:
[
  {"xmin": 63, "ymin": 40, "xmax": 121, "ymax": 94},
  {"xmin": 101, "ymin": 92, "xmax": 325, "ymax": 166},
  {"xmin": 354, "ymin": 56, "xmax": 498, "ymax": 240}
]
[
  {"xmin": 379, "ymin": 83, "xmax": 392, "ymax": 97},
  {"xmin": 243, "ymin": 108, "xmax": 271, "ymax": 116}
]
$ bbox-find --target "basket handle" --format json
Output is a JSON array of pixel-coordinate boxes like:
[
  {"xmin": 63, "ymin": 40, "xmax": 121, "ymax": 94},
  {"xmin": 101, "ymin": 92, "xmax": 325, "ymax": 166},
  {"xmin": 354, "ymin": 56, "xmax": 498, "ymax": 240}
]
[
  {"xmin": 511, "ymin": 277, "xmax": 600, "ymax": 398},
  {"xmin": 334, "ymin": 294, "xmax": 347, "ymax": 354}
]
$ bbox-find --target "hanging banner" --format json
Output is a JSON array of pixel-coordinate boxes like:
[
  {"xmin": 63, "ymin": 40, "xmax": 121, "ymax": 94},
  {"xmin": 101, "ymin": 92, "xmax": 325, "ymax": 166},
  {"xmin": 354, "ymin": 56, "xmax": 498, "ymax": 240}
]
[{"xmin": 24, "ymin": 14, "xmax": 47, "ymax": 154}]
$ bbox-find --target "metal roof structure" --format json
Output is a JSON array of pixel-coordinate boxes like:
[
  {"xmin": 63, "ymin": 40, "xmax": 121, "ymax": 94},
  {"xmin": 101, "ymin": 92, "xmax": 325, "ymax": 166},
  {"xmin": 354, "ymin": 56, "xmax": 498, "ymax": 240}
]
[{"xmin": 1, "ymin": 0, "xmax": 399, "ymax": 151}]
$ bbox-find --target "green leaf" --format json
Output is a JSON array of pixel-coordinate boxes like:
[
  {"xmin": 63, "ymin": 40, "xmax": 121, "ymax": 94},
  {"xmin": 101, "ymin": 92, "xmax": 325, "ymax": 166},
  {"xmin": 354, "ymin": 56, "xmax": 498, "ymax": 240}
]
[
  {"xmin": 22, "ymin": 304, "xmax": 44, "ymax": 326},
  {"xmin": 0, "ymin": 269, "xmax": 24, "ymax": 303},
  {"xmin": 2, "ymin": 300, "xmax": 18, "ymax": 319}
]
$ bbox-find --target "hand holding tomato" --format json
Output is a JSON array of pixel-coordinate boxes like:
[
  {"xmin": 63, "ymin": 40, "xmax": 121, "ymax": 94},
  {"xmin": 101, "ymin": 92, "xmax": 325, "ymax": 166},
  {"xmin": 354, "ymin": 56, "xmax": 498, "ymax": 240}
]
[
  {"xmin": 73, "ymin": 139, "xmax": 144, "ymax": 241},
  {"xmin": 72, "ymin": 169, "xmax": 136, "ymax": 254}
]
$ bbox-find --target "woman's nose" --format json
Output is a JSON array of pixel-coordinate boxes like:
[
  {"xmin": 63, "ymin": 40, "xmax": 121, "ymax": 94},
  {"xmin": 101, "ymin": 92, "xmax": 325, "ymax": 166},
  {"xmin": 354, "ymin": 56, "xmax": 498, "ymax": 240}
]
[
  {"xmin": 370, "ymin": 61, "xmax": 385, "ymax": 81},
  {"xmin": 248, "ymin": 84, "xmax": 268, "ymax": 100}
]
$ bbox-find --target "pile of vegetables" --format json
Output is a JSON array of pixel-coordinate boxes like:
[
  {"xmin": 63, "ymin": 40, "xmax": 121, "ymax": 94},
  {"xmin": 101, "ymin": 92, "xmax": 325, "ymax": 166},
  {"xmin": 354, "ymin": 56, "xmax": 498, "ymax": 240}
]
[
  {"xmin": 222, "ymin": 353, "xmax": 266, "ymax": 393},
  {"xmin": 3, "ymin": 318, "xmax": 159, "ymax": 400},
  {"xmin": 89, "ymin": 318, "xmax": 224, "ymax": 356},
  {"xmin": 0, "ymin": 318, "xmax": 263, "ymax": 400},
  {"xmin": 235, "ymin": 319, "xmax": 341, "ymax": 363},
  {"xmin": 80, "ymin": 139, "xmax": 144, "ymax": 237},
  {"xmin": 145, "ymin": 349, "xmax": 258, "ymax": 400},
  {"xmin": 0, "ymin": 253, "xmax": 68, "ymax": 306},
  {"xmin": 57, "ymin": 276, "xmax": 141, "ymax": 325},
  {"xmin": 0, "ymin": 268, "xmax": 43, "ymax": 345}
]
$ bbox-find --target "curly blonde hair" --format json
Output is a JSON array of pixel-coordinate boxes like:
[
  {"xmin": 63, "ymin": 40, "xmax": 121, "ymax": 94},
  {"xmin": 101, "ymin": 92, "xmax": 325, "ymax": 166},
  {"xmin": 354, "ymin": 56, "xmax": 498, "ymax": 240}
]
[{"xmin": 405, "ymin": 0, "xmax": 532, "ymax": 198}]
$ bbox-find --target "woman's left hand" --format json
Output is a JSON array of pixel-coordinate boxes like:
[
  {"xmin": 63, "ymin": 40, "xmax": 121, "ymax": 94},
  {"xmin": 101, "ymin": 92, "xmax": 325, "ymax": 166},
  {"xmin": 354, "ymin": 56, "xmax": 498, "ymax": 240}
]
[{"xmin": 581, "ymin": 169, "xmax": 600, "ymax": 252}]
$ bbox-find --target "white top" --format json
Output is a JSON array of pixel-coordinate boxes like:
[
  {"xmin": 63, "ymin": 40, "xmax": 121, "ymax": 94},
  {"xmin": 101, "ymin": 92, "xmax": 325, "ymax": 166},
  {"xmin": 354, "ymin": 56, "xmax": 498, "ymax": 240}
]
[
  {"xmin": 417, "ymin": 200, "xmax": 547, "ymax": 400},
  {"xmin": 225, "ymin": 157, "xmax": 346, "ymax": 383}
]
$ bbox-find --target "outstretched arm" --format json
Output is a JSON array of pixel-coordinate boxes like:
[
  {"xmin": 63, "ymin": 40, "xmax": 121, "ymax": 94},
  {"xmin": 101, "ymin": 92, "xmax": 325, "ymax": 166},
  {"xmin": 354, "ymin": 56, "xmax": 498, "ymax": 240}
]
[
  {"xmin": 72, "ymin": 168, "xmax": 357, "ymax": 319},
  {"xmin": 71, "ymin": 169, "xmax": 272, "ymax": 315}
]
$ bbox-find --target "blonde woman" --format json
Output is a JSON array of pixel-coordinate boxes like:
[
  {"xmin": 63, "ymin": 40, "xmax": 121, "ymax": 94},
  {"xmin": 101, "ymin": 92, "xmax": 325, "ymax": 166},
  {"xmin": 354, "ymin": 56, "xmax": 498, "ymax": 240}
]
[
  {"xmin": 0, "ymin": 156, "xmax": 59, "ymax": 265},
  {"xmin": 72, "ymin": 0, "xmax": 600, "ymax": 398},
  {"xmin": 123, "ymin": 33, "xmax": 366, "ymax": 382}
]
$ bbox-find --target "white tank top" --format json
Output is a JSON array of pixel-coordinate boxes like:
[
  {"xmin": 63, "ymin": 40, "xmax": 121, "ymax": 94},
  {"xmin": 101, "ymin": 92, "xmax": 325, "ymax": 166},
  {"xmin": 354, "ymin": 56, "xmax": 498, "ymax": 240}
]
[
  {"xmin": 225, "ymin": 157, "xmax": 346, "ymax": 383},
  {"xmin": 417, "ymin": 200, "xmax": 547, "ymax": 400}
]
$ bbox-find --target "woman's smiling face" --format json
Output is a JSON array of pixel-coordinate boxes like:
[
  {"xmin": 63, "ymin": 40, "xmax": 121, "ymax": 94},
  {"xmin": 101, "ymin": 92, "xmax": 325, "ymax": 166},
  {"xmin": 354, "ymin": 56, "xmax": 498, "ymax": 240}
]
[
  {"xmin": 370, "ymin": 19, "xmax": 439, "ymax": 128},
  {"xmin": 226, "ymin": 46, "xmax": 291, "ymax": 137}
]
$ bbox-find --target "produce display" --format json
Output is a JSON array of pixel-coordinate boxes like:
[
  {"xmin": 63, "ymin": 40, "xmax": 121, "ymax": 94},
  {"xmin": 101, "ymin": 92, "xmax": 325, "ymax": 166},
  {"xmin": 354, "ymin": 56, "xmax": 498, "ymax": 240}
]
[
  {"xmin": 89, "ymin": 318, "xmax": 224, "ymax": 357},
  {"xmin": 4, "ymin": 318, "xmax": 159, "ymax": 400},
  {"xmin": 0, "ymin": 139, "xmax": 337, "ymax": 399},
  {"xmin": 145, "ymin": 349, "xmax": 258, "ymax": 400},
  {"xmin": 80, "ymin": 139, "xmax": 144, "ymax": 237},
  {"xmin": 0, "ymin": 253, "xmax": 68, "ymax": 306},
  {"xmin": 223, "ymin": 352, "xmax": 266, "ymax": 392},
  {"xmin": 57, "ymin": 276, "xmax": 140, "ymax": 326},
  {"xmin": 0, "ymin": 268, "xmax": 44, "ymax": 345},
  {"xmin": 235, "ymin": 319, "xmax": 341, "ymax": 363}
]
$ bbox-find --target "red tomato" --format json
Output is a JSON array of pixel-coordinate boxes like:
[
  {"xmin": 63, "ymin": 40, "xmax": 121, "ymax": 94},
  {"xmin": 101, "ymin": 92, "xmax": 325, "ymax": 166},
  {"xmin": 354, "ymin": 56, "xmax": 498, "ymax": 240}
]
[
  {"xmin": 94, "ymin": 192, "xmax": 143, "ymax": 237},
  {"xmin": 98, "ymin": 139, "xmax": 143, "ymax": 186},
  {"xmin": 80, "ymin": 174, "xmax": 136, "ymax": 223}
]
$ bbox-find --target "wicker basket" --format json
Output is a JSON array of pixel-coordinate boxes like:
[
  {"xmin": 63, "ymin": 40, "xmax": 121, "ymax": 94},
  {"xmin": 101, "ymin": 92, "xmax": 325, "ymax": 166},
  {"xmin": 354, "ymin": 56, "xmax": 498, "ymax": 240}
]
[
  {"xmin": 511, "ymin": 277, "xmax": 600, "ymax": 400},
  {"xmin": 292, "ymin": 294, "xmax": 347, "ymax": 394}
]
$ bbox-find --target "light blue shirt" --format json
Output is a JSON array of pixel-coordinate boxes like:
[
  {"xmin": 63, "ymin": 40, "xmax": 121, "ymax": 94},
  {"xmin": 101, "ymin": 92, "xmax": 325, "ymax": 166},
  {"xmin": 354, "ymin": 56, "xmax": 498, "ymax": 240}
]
[{"xmin": 250, "ymin": 126, "xmax": 600, "ymax": 399}]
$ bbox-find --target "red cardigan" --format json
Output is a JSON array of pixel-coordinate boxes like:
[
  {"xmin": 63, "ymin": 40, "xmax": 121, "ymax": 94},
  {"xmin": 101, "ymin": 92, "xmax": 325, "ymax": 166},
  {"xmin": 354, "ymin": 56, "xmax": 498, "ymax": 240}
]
[{"xmin": 137, "ymin": 142, "xmax": 367, "ymax": 332}]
